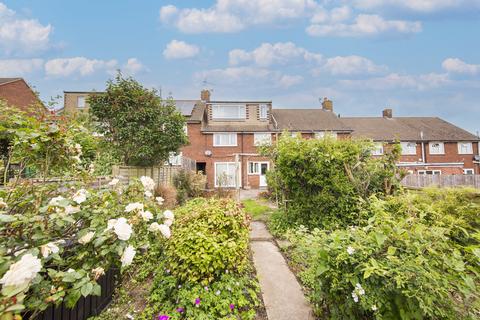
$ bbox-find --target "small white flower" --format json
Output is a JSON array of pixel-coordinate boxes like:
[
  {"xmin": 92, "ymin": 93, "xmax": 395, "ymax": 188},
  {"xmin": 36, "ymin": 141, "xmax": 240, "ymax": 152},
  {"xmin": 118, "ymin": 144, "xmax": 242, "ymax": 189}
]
[
  {"xmin": 155, "ymin": 197, "xmax": 164, "ymax": 205},
  {"xmin": 372, "ymin": 305, "xmax": 378, "ymax": 311},
  {"xmin": 74, "ymin": 143, "xmax": 82, "ymax": 154},
  {"xmin": 67, "ymin": 268, "xmax": 75, "ymax": 273},
  {"xmin": 0, "ymin": 197, "xmax": 7, "ymax": 209},
  {"xmin": 108, "ymin": 178, "xmax": 120, "ymax": 186},
  {"xmin": 351, "ymin": 291, "xmax": 359, "ymax": 303},
  {"xmin": 140, "ymin": 176, "xmax": 155, "ymax": 192},
  {"xmin": 92, "ymin": 267, "xmax": 105, "ymax": 280},
  {"xmin": 88, "ymin": 163, "xmax": 95, "ymax": 174},
  {"xmin": 355, "ymin": 283, "xmax": 365, "ymax": 295},
  {"xmin": 40, "ymin": 242, "xmax": 60, "ymax": 258},
  {"xmin": 141, "ymin": 210, "xmax": 153, "ymax": 221},
  {"xmin": 144, "ymin": 191, "xmax": 153, "ymax": 198},
  {"xmin": 215, "ymin": 290, "xmax": 221, "ymax": 295},
  {"xmin": 64, "ymin": 205, "xmax": 80, "ymax": 215},
  {"xmin": 79, "ymin": 231, "xmax": 95, "ymax": 244},
  {"xmin": 158, "ymin": 224, "xmax": 171, "ymax": 239},
  {"xmin": 164, "ymin": 218, "xmax": 173, "ymax": 227},
  {"xmin": 347, "ymin": 246, "xmax": 355, "ymax": 255},
  {"xmin": 72, "ymin": 155, "xmax": 82, "ymax": 163},
  {"xmin": 0, "ymin": 253, "xmax": 42, "ymax": 288},
  {"xmin": 112, "ymin": 217, "xmax": 133, "ymax": 241},
  {"xmin": 72, "ymin": 189, "xmax": 88, "ymax": 204},
  {"xmin": 49, "ymin": 196, "xmax": 66, "ymax": 207},
  {"xmin": 125, "ymin": 202, "xmax": 144, "ymax": 213},
  {"xmin": 163, "ymin": 210, "xmax": 174, "ymax": 220},
  {"xmin": 121, "ymin": 245, "xmax": 136, "ymax": 267}
]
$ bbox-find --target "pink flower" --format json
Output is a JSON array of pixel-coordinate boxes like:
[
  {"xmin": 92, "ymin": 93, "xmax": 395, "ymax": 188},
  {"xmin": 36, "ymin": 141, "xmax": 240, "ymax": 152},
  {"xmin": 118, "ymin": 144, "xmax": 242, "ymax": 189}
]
[
  {"xmin": 158, "ymin": 315, "xmax": 169, "ymax": 320},
  {"xmin": 230, "ymin": 304, "xmax": 235, "ymax": 311},
  {"xmin": 176, "ymin": 307, "xmax": 184, "ymax": 313},
  {"xmin": 195, "ymin": 298, "xmax": 201, "ymax": 306}
]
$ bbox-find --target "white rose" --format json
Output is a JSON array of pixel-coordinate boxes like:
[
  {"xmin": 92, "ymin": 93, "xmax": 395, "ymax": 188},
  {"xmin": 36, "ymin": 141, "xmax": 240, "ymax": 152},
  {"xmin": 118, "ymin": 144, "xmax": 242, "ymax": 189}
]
[
  {"xmin": 144, "ymin": 191, "xmax": 153, "ymax": 198},
  {"xmin": 0, "ymin": 254, "xmax": 42, "ymax": 288},
  {"xmin": 140, "ymin": 176, "xmax": 155, "ymax": 191},
  {"xmin": 73, "ymin": 189, "xmax": 88, "ymax": 204},
  {"xmin": 121, "ymin": 245, "xmax": 136, "ymax": 267},
  {"xmin": 64, "ymin": 205, "xmax": 80, "ymax": 215},
  {"xmin": 155, "ymin": 197, "xmax": 164, "ymax": 206},
  {"xmin": 163, "ymin": 210, "xmax": 174, "ymax": 220},
  {"xmin": 108, "ymin": 178, "xmax": 119, "ymax": 186},
  {"xmin": 125, "ymin": 202, "xmax": 143, "ymax": 213},
  {"xmin": 141, "ymin": 210, "xmax": 153, "ymax": 221},
  {"xmin": 105, "ymin": 218, "xmax": 117, "ymax": 231},
  {"xmin": 158, "ymin": 224, "xmax": 171, "ymax": 239},
  {"xmin": 148, "ymin": 222, "xmax": 161, "ymax": 232},
  {"xmin": 164, "ymin": 219, "xmax": 173, "ymax": 227},
  {"xmin": 79, "ymin": 231, "xmax": 95, "ymax": 244},
  {"xmin": 113, "ymin": 217, "xmax": 133, "ymax": 241},
  {"xmin": 40, "ymin": 242, "xmax": 60, "ymax": 258},
  {"xmin": 49, "ymin": 196, "xmax": 66, "ymax": 207}
]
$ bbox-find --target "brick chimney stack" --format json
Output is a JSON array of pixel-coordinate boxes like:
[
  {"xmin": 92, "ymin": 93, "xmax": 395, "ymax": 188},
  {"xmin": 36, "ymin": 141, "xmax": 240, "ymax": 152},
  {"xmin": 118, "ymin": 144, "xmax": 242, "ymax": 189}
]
[
  {"xmin": 201, "ymin": 89, "xmax": 211, "ymax": 102},
  {"xmin": 322, "ymin": 97, "xmax": 333, "ymax": 111},
  {"xmin": 382, "ymin": 108, "xmax": 393, "ymax": 118}
]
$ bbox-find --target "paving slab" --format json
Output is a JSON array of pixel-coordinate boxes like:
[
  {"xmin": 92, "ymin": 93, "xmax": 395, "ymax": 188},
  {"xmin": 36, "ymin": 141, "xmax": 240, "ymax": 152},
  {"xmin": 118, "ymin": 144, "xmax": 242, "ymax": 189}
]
[
  {"xmin": 250, "ymin": 222, "xmax": 314, "ymax": 320},
  {"xmin": 250, "ymin": 221, "xmax": 273, "ymax": 241}
]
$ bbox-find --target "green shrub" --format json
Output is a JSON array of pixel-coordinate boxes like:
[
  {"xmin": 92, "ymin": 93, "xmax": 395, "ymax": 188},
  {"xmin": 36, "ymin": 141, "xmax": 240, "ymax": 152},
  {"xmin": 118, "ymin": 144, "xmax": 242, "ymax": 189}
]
[
  {"xmin": 262, "ymin": 135, "xmax": 403, "ymax": 229},
  {"xmin": 173, "ymin": 169, "xmax": 206, "ymax": 204},
  {"xmin": 165, "ymin": 198, "xmax": 249, "ymax": 283},
  {"xmin": 286, "ymin": 195, "xmax": 480, "ymax": 319}
]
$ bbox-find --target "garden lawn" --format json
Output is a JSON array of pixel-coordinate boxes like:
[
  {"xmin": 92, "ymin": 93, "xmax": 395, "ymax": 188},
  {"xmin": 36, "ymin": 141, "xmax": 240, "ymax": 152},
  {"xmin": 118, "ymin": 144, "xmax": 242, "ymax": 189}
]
[{"xmin": 241, "ymin": 199, "xmax": 275, "ymax": 221}]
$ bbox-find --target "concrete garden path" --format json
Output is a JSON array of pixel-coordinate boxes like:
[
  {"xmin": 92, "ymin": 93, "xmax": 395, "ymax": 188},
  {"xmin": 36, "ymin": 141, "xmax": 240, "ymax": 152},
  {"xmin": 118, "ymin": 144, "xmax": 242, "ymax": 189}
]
[{"xmin": 250, "ymin": 221, "xmax": 314, "ymax": 320}]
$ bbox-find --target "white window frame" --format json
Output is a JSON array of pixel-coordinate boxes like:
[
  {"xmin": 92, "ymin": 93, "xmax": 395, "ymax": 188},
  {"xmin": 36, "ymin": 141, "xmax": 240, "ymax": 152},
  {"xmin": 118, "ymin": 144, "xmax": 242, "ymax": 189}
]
[
  {"xmin": 457, "ymin": 142, "xmax": 473, "ymax": 155},
  {"xmin": 167, "ymin": 152, "xmax": 182, "ymax": 166},
  {"xmin": 214, "ymin": 162, "xmax": 239, "ymax": 187},
  {"xmin": 259, "ymin": 104, "xmax": 268, "ymax": 120},
  {"xmin": 463, "ymin": 168, "xmax": 474, "ymax": 175},
  {"xmin": 213, "ymin": 133, "xmax": 237, "ymax": 147},
  {"xmin": 401, "ymin": 142, "xmax": 417, "ymax": 155},
  {"xmin": 315, "ymin": 131, "xmax": 337, "ymax": 139},
  {"xmin": 371, "ymin": 142, "xmax": 384, "ymax": 156},
  {"xmin": 248, "ymin": 162, "xmax": 260, "ymax": 175},
  {"xmin": 212, "ymin": 105, "xmax": 246, "ymax": 120},
  {"xmin": 77, "ymin": 96, "xmax": 86, "ymax": 108},
  {"xmin": 254, "ymin": 133, "xmax": 272, "ymax": 146},
  {"xmin": 429, "ymin": 142, "xmax": 445, "ymax": 155},
  {"xmin": 418, "ymin": 170, "xmax": 442, "ymax": 175}
]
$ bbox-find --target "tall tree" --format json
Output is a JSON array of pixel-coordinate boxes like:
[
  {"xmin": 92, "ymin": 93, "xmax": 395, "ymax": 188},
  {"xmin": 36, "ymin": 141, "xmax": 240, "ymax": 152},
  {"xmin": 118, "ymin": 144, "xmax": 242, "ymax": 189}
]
[{"xmin": 89, "ymin": 74, "xmax": 187, "ymax": 166}]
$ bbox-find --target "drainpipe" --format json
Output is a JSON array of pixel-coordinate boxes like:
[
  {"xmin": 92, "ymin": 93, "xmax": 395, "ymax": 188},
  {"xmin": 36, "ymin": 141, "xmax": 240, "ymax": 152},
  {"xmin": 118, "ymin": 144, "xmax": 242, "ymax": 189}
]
[{"xmin": 420, "ymin": 131, "xmax": 426, "ymax": 165}]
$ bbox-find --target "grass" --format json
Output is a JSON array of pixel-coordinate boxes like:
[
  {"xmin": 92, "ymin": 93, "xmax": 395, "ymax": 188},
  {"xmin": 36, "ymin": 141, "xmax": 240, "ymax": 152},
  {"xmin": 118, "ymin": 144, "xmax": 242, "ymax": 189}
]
[{"xmin": 242, "ymin": 199, "xmax": 274, "ymax": 221}]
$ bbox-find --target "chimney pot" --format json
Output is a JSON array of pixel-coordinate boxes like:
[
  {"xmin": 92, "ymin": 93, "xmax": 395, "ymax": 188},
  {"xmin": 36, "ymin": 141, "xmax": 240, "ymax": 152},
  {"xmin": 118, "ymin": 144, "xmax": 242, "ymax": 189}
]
[
  {"xmin": 322, "ymin": 97, "xmax": 333, "ymax": 111},
  {"xmin": 382, "ymin": 108, "xmax": 393, "ymax": 118},
  {"xmin": 201, "ymin": 89, "xmax": 211, "ymax": 102}
]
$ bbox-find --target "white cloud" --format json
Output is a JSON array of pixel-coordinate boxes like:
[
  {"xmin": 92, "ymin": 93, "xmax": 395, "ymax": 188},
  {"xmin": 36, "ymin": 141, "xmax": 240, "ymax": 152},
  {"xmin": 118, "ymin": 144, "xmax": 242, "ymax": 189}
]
[
  {"xmin": 277, "ymin": 74, "xmax": 304, "ymax": 88},
  {"xmin": 307, "ymin": 14, "xmax": 422, "ymax": 37},
  {"xmin": 311, "ymin": 6, "xmax": 352, "ymax": 24},
  {"xmin": 45, "ymin": 57, "xmax": 118, "ymax": 77},
  {"xmin": 319, "ymin": 55, "xmax": 387, "ymax": 75},
  {"xmin": 229, "ymin": 42, "xmax": 322, "ymax": 67},
  {"xmin": 442, "ymin": 58, "xmax": 480, "ymax": 75},
  {"xmin": 163, "ymin": 40, "xmax": 200, "ymax": 59},
  {"xmin": 0, "ymin": 2, "xmax": 52, "ymax": 55},
  {"xmin": 340, "ymin": 72, "xmax": 449, "ymax": 90},
  {"xmin": 0, "ymin": 59, "xmax": 43, "ymax": 76},
  {"xmin": 353, "ymin": 0, "xmax": 480, "ymax": 13},
  {"xmin": 159, "ymin": 1, "xmax": 318, "ymax": 33},
  {"xmin": 122, "ymin": 58, "xmax": 146, "ymax": 75}
]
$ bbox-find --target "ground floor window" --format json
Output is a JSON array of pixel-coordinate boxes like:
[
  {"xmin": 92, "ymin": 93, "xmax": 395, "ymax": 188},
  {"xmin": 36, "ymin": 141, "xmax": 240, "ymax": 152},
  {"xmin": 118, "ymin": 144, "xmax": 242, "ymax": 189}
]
[
  {"xmin": 248, "ymin": 162, "xmax": 260, "ymax": 174},
  {"xmin": 463, "ymin": 168, "xmax": 475, "ymax": 175},
  {"xmin": 418, "ymin": 170, "xmax": 442, "ymax": 175},
  {"xmin": 215, "ymin": 162, "xmax": 238, "ymax": 187}
]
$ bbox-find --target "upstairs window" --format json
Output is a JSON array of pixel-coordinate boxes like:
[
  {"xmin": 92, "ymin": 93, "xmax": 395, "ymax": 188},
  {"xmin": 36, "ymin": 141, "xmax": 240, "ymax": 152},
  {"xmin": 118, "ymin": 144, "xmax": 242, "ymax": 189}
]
[
  {"xmin": 254, "ymin": 133, "xmax": 272, "ymax": 146},
  {"xmin": 401, "ymin": 142, "xmax": 417, "ymax": 155},
  {"xmin": 213, "ymin": 133, "xmax": 237, "ymax": 146},
  {"xmin": 259, "ymin": 104, "xmax": 268, "ymax": 120},
  {"xmin": 371, "ymin": 143, "xmax": 384, "ymax": 156},
  {"xmin": 458, "ymin": 142, "xmax": 473, "ymax": 154},
  {"xmin": 429, "ymin": 142, "xmax": 445, "ymax": 155},
  {"xmin": 212, "ymin": 105, "xmax": 246, "ymax": 120},
  {"xmin": 77, "ymin": 96, "xmax": 86, "ymax": 108}
]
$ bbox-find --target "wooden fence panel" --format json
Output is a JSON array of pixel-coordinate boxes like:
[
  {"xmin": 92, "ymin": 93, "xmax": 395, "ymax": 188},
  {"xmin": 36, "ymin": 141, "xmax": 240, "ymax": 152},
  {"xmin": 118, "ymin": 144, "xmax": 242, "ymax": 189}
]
[{"xmin": 401, "ymin": 174, "xmax": 480, "ymax": 189}]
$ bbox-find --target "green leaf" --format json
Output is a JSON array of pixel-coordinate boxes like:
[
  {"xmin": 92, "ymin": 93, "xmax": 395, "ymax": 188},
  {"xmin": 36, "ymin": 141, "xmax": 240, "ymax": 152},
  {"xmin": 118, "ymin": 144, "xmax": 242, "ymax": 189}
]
[
  {"xmin": 81, "ymin": 282, "xmax": 93, "ymax": 297},
  {"xmin": 375, "ymin": 232, "xmax": 387, "ymax": 246}
]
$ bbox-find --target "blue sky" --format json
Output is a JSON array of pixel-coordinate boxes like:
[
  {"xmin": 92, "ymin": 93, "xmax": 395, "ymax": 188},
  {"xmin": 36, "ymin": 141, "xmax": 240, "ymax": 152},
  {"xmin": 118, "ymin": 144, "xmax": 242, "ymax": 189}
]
[{"xmin": 1, "ymin": 0, "xmax": 479, "ymax": 134}]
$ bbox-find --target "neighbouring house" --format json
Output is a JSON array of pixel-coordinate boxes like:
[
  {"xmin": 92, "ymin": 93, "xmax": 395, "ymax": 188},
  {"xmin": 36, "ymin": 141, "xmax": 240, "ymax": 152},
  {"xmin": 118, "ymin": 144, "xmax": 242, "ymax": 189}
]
[
  {"xmin": 57, "ymin": 91, "xmax": 104, "ymax": 115},
  {"xmin": 0, "ymin": 78, "xmax": 46, "ymax": 115},
  {"xmin": 342, "ymin": 109, "xmax": 480, "ymax": 175},
  {"xmin": 63, "ymin": 89, "xmax": 480, "ymax": 189}
]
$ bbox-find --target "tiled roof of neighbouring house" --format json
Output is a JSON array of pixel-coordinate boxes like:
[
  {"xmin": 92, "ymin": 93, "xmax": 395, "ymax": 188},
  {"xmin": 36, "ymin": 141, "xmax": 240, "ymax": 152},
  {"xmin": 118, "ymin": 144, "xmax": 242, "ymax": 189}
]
[
  {"xmin": 0, "ymin": 78, "xmax": 22, "ymax": 85},
  {"xmin": 341, "ymin": 117, "xmax": 479, "ymax": 141},
  {"xmin": 202, "ymin": 123, "xmax": 276, "ymax": 132},
  {"xmin": 272, "ymin": 109, "xmax": 352, "ymax": 132}
]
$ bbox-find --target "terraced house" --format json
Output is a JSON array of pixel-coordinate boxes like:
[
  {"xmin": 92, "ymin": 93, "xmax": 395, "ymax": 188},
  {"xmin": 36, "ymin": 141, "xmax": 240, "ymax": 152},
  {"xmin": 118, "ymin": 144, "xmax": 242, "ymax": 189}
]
[{"xmin": 63, "ymin": 90, "xmax": 480, "ymax": 189}]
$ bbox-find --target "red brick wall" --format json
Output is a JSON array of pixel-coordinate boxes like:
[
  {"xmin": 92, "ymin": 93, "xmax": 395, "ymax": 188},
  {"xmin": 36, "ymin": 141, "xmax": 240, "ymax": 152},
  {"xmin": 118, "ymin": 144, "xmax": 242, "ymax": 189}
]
[{"xmin": 0, "ymin": 79, "xmax": 45, "ymax": 115}]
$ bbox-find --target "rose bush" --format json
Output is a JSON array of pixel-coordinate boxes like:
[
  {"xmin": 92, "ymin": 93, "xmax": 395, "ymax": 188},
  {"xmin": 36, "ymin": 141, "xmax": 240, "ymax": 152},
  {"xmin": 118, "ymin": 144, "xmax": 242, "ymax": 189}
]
[{"xmin": 0, "ymin": 176, "xmax": 174, "ymax": 318}]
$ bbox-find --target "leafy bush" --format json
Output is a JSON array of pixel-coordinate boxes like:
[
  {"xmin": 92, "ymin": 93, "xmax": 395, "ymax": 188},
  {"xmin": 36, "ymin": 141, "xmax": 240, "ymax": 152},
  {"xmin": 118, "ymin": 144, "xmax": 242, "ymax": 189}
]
[
  {"xmin": 285, "ymin": 194, "xmax": 480, "ymax": 319},
  {"xmin": 0, "ymin": 176, "xmax": 174, "ymax": 318},
  {"xmin": 165, "ymin": 198, "xmax": 250, "ymax": 283},
  {"xmin": 262, "ymin": 135, "xmax": 403, "ymax": 229},
  {"xmin": 173, "ymin": 169, "xmax": 206, "ymax": 204}
]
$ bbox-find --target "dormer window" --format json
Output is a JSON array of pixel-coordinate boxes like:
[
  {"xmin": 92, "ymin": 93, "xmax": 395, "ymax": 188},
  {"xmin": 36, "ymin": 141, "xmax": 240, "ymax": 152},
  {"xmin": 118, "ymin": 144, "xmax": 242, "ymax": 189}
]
[
  {"xmin": 259, "ymin": 104, "xmax": 268, "ymax": 120},
  {"xmin": 429, "ymin": 142, "xmax": 445, "ymax": 155},
  {"xmin": 212, "ymin": 105, "xmax": 246, "ymax": 120}
]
